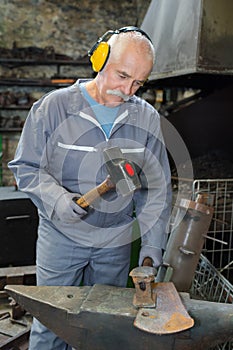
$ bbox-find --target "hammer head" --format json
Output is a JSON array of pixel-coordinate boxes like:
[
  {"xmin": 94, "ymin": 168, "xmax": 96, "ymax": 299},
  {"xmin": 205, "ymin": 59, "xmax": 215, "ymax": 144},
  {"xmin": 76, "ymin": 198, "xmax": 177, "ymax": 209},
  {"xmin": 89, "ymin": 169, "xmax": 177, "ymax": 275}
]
[{"xmin": 103, "ymin": 147, "xmax": 141, "ymax": 196}]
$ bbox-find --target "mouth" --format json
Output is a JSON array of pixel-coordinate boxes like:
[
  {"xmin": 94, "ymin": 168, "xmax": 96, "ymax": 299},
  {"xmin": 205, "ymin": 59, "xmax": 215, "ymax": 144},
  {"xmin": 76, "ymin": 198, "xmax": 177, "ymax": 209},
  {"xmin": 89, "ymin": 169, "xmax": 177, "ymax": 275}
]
[{"xmin": 106, "ymin": 89, "xmax": 130, "ymax": 102}]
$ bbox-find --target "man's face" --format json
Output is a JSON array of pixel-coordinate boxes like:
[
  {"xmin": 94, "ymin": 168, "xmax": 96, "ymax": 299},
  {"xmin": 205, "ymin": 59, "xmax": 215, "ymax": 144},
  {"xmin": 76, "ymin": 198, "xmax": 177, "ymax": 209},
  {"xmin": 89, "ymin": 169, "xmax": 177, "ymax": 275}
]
[{"xmin": 96, "ymin": 43, "xmax": 153, "ymax": 106}]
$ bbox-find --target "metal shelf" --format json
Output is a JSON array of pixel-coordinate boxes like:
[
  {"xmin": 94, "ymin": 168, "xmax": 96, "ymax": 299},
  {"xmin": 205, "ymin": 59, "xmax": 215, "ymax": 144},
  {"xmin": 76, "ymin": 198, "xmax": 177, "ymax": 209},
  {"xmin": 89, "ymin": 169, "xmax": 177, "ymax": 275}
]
[
  {"xmin": 0, "ymin": 77, "xmax": 77, "ymax": 87},
  {"xmin": 0, "ymin": 58, "xmax": 90, "ymax": 67},
  {"xmin": 0, "ymin": 105, "xmax": 32, "ymax": 110},
  {"xmin": 0, "ymin": 128, "xmax": 22, "ymax": 133}
]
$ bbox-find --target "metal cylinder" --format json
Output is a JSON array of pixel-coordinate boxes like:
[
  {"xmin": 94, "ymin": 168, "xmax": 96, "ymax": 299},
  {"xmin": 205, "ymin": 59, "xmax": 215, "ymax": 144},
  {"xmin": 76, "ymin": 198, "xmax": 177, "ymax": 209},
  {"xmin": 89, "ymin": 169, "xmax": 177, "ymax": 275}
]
[{"xmin": 163, "ymin": 196, "xmax": 214, "ymax": 292}]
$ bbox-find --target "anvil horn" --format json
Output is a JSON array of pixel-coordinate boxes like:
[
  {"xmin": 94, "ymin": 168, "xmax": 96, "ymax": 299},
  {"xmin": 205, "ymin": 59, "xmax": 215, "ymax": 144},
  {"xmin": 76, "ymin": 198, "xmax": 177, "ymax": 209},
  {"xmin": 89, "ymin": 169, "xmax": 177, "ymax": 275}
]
[{"xmin": 5, "ymin": 284, "xmax": 233, "ymax": 350}]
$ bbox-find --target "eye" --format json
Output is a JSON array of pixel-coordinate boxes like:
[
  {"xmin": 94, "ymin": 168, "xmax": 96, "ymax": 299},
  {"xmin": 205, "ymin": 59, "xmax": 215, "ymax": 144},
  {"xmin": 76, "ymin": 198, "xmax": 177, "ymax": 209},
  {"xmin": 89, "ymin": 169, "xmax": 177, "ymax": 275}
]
[
  {"xmin": 119, "ymin": 74, "xmax": 127, "ymax": 79},
  {"xmin": 134, "ymin": 80, "xmax": 144, "ymax": 87}
]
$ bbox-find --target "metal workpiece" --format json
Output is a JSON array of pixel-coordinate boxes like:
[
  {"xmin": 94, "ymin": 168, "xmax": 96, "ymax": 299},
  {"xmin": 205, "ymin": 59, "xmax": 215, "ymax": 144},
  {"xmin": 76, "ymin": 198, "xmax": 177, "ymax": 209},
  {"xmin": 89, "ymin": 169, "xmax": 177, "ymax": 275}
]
[
  {"xmin": 129, "ymin": 266, "xmax": 157, "ymax": 308},
  {"xmin": 163, "ymin": 195, "xmax": 214, "ymax": 292},
  {"xmin": 129, "ymin": 267, "xmax": 194, "ymax": 335},
  {"xmin": 4, "ymin": 284, "xmax": 233, "ymax": 350},
  {"xmin": 133, "ymin": 282, "xmax": 194, "ymax": 335}
]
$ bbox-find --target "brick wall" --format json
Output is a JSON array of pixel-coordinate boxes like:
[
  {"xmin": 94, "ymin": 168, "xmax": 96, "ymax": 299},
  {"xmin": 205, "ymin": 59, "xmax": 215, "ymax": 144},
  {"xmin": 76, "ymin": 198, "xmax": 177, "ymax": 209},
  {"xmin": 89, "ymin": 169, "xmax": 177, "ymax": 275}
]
[{"xmin": 0, "ymin": 0, "xmax": 151, "ymax": 185}]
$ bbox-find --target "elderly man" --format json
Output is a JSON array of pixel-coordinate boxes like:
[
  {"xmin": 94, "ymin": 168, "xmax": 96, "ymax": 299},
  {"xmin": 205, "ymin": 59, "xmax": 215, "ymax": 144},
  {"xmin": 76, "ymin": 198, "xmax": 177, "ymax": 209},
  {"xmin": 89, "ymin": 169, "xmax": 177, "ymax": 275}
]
[{"xmin": 8, "ymin": 26, "xmax": 172, "ymax": 350}]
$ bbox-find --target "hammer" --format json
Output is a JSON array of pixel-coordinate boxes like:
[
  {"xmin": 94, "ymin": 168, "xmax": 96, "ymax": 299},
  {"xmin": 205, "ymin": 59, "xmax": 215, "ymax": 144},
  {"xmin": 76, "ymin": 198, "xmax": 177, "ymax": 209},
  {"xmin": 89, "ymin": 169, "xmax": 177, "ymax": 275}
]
[{"xmin": 73, "ymin": 147, "xmax": 141, "ymax": 209}]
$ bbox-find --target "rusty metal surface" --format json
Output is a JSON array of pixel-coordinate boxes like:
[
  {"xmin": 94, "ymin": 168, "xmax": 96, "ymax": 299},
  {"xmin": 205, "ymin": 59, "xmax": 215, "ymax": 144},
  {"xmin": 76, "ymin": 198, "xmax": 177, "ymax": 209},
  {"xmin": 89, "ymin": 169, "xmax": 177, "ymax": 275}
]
[
  {"xmin": 141, "ymin": 0, "xmax": 233, "ymax": 80},
  {"xmin": 4, "ymin": 284, "xmax": 233, "ymax": 350},
  {"xmin": 129, "ymin": 266, "xmax": 156, "ymax": 307},
  {"xmin": 178, "ymin": 198, "xmax": 214, "ymax": 215},
  {"xmin": 134, "ymin": 282, "xmax": 194, "ymax": 334}
]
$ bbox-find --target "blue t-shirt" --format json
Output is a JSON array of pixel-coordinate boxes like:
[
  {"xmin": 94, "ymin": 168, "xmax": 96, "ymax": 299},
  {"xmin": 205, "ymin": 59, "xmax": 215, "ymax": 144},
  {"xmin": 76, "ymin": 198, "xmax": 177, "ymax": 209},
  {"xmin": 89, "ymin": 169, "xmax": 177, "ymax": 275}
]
[{"xmin": 80, "ymin": 83, "xmax": 119, "ymax": 138}]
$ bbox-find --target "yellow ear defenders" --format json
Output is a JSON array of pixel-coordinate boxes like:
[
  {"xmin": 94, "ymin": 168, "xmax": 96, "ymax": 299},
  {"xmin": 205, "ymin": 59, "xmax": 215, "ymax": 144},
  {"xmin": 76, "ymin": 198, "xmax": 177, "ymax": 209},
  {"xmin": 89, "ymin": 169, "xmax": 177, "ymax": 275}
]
[{"xmin": 88, "ymin": 26, "xmax": 152, "ymax": 73}]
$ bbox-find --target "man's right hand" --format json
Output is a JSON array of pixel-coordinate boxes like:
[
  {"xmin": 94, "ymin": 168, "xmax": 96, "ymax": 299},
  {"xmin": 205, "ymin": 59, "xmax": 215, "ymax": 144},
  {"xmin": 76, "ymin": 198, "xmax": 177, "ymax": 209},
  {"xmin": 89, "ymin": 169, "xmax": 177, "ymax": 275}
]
[{"xmin": 53, "ymin": 192, "xmax": 87, "ymax": 223}]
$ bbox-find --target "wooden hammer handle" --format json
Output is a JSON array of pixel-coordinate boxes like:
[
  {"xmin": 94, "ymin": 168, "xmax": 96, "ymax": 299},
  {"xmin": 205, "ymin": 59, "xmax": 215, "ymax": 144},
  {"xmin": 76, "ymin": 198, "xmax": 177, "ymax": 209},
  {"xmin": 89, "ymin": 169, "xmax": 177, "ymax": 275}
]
[{"xmin": 74, "ymin": 176, "xmax": 115, "ymax": 209}]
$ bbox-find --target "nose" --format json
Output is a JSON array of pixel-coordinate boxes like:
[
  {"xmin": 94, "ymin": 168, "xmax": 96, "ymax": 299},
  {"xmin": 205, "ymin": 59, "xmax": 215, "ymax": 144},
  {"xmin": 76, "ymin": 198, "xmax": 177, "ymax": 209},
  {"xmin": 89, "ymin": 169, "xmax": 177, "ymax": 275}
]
[{"xmin": 121, "ymin": 80, "xmax": 134, "ymax": 96}]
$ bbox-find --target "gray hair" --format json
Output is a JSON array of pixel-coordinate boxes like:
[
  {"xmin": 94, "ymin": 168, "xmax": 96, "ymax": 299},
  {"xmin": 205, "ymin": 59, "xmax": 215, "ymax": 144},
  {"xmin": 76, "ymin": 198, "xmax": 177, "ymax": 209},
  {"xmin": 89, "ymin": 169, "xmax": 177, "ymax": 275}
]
[{"xmin": 107, "ymin": 30, "xmax": 155, "ymax": 64}]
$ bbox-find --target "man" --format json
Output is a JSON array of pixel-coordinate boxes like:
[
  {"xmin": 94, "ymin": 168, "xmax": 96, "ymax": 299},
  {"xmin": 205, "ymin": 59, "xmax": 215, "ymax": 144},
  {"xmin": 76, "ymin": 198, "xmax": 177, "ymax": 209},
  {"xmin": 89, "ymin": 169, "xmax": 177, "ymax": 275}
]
[{"xmin": 8, "ymin": 26, "xmax": 172, "ymax": 349}]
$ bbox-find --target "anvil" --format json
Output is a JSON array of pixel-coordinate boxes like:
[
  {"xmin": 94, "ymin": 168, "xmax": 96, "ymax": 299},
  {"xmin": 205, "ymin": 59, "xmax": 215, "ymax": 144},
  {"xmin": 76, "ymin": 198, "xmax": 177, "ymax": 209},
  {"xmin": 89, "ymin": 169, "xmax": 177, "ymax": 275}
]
[{"xmin": 4, "ymin": 283, "xmax": 233, "ymax": 350}]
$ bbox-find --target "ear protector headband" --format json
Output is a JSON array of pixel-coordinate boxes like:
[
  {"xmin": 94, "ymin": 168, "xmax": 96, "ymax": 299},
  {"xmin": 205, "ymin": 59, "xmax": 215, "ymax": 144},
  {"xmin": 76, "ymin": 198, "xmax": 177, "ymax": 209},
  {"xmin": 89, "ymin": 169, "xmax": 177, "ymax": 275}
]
[{"xmin": 88, "ymin": 26, "xmax": 152, "ymax": 73}]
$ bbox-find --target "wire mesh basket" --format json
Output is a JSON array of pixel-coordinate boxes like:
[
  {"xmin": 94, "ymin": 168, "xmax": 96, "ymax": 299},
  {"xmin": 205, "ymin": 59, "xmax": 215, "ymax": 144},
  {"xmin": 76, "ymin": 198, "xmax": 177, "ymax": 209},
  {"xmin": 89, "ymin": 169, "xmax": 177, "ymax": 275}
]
[
  {"xmin": 191, "ymin": 254, "xmax": 233, "ymax": 350},
  {"xmin": 171, "ymin": 177, "xmax": 233, "ymax": 348},
  {"xmin": 172, "ymin": 177, "xmax": 233, "ymax": 282},
  {"xmin": 192, "ymin": 179, "xmax": 233, "ymax": 283}
]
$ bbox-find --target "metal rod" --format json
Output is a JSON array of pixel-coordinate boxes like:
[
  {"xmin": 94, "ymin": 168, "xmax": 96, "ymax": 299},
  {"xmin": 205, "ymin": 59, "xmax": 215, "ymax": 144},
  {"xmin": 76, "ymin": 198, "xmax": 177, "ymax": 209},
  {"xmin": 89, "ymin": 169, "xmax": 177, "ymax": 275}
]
[{"xmin": 202, "ymin": 234, "xmax": 228, "ymax": 246}]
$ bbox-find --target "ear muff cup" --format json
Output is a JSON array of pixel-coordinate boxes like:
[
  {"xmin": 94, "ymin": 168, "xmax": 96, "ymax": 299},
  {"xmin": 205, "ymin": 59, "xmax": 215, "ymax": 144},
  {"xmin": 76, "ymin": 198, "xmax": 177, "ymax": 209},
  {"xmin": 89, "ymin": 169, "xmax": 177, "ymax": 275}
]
[
  {"xmin": 90, "ymin": 42, "xmax": 110, "ymax": 72},
  {"xmin": 89, "ymin": 27, "xmax": 152, "ymax": 72}
]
